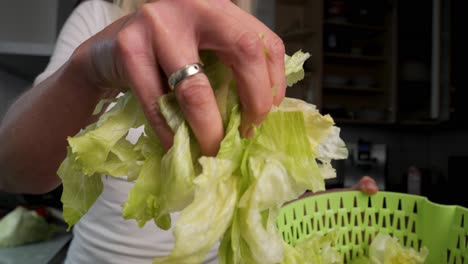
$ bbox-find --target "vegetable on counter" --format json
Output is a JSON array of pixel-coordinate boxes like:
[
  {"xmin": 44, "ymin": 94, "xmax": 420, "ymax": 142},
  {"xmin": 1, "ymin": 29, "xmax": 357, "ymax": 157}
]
[{"xmin": 0, "ymin": 206, "xmax": 59, "ymax": 247}]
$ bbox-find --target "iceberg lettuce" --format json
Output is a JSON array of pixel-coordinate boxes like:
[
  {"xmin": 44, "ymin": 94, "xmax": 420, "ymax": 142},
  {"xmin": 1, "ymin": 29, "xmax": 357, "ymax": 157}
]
[
  {"xmin": 368, "ymin": 233, "xmax": 428, "ymax": 264},
  {"xmin": 57, "ymin": 50, "xmax": 349, "ymax": 263},
  {"xmin": 281, "ymin": 230, "xmax": 342, "ymax": 264}
]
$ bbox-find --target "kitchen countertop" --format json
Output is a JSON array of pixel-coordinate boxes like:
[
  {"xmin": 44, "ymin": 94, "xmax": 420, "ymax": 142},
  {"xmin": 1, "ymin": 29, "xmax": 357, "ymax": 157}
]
[{"xmin": 0, "ymin": 228, "xmax": 72, "ymax": 264}]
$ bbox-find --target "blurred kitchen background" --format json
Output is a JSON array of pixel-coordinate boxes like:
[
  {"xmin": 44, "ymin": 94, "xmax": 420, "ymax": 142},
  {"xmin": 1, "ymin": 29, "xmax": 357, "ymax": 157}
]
[{"xmin": 1, "ymin": 0, "xmax": 467, "ymax": 228}]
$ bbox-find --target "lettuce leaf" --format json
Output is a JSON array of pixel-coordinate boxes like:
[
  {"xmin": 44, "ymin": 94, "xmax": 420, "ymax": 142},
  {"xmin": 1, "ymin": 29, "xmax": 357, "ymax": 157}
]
[
  {"xmin": 57, "ymin": 49, "xmax": 349, "ymax": 263},
  {"xmin": 285, "ymin": 51, "xmax": 311, "ymax": 87},
  {"xmin": 122, "ymin": 151, "xmax": 166, "ymax": 228},
  {"xmin": 368, "ymin": 233, "xmax": 428, "ymax": 264},
  {"xmin": 281, "ymin": 230, "xmax": 342, "ymax": 264},
  {"xmin": 67, "ymin": 93, "xmax": 145, "ymax": 177},
  {"xmin": 219, "ymin": 109, "xmax": 335, "ymax": 264},
  {"xmin": 58, "ymin": 147, "xmax": 103, "ymax": 230},
  {"xmin": 153, "ymin": 156, "xmax": 238, "ymax": 264}
]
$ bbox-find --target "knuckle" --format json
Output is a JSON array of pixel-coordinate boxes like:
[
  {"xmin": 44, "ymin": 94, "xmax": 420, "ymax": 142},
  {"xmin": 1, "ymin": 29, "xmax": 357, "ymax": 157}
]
[
  {"xmin": 138, "ymin": 3, "xmax": 165, "ymax": 35},
  {"xmin": 149, "ymin": 110, "xmax": 168, "ymax": 130},
  {"xmin": 249, "ymin": 97, "xmax": 272, "ymax": 118},
  {"xmin": 113, "ymin": 26, "xmax": 153, "ymax": 85},
  {"xmin": 115, "ymin": 26, "xmax": 150, "ymax": 67},
  {"xmin": 141, "ymin": 98, "xmax": 166, "ymax": 129},
  {"xmin": 210, "ymin": 0, "xmax": 230, "ymax": 4},
  {"xmin": 139, "ymin": 2, "xmax": 157, "ymax": 19},
  {"xmin": 206, "ymin": 0, "xmax": 230, "ymax": 9},
  {"xmin": 114, "ymin": 30, "xmax": 138, "ymax": 80},
  {"xmin": 237, "ymin": 32, "xmax": 263, "ymax": 60},
  {"xmin": 176, "ymin": 75, "xmax": 213, "ymax": 111},
  {"xmin": 115, "ymin": 29, "xmax": 137, "ymax": 60},
  {"xmin": 269, "ymin": 36, "xmax": 286, "ymax": 59}
]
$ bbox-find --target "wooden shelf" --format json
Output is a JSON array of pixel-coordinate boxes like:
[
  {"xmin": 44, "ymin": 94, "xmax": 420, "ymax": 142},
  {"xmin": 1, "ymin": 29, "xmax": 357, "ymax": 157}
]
[
  {"xmin": 280, "ymin": 28, "xmax": 316, "ymax": 40},
  {"xmin": 324, "ymin": 53, "xmax": 386, "ymax": 62},
  {"xmin": 304, "ymin": 72, "xmax": 313, "ymax": 77},
  {"xmin": 277, "ymin": 0, "xmax": 307, "ymax": 5},
  {"xmin": 324, "ymin": 20, "xmax": 387, "ymax": 31},
  {"xmin": 397, "ymin": 120, "xmax": 442, "ymax": 126},
  {"xmin": 275, "ymin": 0, "xmax": 396, "ymax": 125},
  {"xmin": 333, "ymin": 118, "xmax": 393, "ymax": 125},
  {"xmin": 323, "ymin": 85, "xmax": 383, "ymax": 93}
]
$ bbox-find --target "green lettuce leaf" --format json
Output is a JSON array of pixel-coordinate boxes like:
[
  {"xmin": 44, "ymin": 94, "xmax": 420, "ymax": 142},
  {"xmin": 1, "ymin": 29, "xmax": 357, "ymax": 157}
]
[
  {"xmin": 153, "ymin": 157, "xmax": 238, "ymax": 264},
  {"xmin": 0, "ymin": 206, "xmax": 59, "ymax": 247},
  {"xmin": 154, "ymin": 106, "xmax": 242, "ymax": 263},
  {"xmin": 225, "ymin": 110, "xmax": 322, "ymax": 264},
  {"xmin": 122, "ymin": 153, "xmax": 165, "ymax": 228},
  {"xmin": 67, "ymin": 93, "xmax": 145, "ymax": 178},
  {"xmin": 281, "ymin": 230, "xmax": 342, "ymax": 264},
  {"xmin": 284, "ymin": 51, "xmax": 311, "ymax": 87},
  {"xmin": 58, "ymin": 147, "xmax": 103, "ymax": 230},
  {"xmin": 57, "ymin": 49, "xmax": 348, "ymax": 264},
  {"xmin": 158, "ymin": 122, "xmax": 196, "ymax": 215},
  {"xmin": 368, "ymin": 233, "xmax": 428, "ymax": 264}
]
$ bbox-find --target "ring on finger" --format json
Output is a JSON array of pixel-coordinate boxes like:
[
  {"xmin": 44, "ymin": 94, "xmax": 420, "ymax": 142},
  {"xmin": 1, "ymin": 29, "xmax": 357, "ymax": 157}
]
[{"xmin": 168, "ymin": 63, "xmax": 204, "ymax": 91}]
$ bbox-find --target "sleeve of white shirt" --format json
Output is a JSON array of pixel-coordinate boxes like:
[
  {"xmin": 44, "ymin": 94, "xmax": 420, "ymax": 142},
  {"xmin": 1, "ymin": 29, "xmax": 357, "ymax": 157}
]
[{"xmin": 33, "ymin": 0, "xmax": 122, "ymax": 86}]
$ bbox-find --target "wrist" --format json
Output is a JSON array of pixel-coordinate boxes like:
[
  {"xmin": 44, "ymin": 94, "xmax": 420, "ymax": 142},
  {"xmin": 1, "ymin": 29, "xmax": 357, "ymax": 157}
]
[{"xmin": 67, "ymin": 42, "xmax": 120, "ymax": 100}]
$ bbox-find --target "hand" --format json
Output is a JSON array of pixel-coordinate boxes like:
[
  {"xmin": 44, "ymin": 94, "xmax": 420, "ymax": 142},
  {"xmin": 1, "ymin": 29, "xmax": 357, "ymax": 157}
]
[
  {"xmin": 73, "ymin": 0, "xmax": 286, "ymax": 156},
  {"xmin": 349, "ymin": 176, "xmax": 379, "ymax": 195}
]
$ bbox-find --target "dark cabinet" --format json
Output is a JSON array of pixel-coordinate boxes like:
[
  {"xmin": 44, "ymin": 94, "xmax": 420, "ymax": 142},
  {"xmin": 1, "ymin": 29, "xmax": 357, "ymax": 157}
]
[{"xmin": 275, "ymin": 0, "xmax": 456, "ymax": 125}]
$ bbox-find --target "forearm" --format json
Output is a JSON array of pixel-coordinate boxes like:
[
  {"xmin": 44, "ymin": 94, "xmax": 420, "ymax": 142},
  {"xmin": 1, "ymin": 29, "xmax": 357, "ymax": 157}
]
[{"xmin": 0, "ymin": 58, "xmax": 112, "ymax": 194}]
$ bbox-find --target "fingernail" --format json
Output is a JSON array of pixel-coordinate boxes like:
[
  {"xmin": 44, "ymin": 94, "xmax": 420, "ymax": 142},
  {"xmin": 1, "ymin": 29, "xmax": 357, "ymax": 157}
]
[
  {"xmin": 246, "ymin": 126, "xmax": 255, "ymax": 138},
  {"xmin": 365, "ymin": 182, "xmax": 377, "ymax": 193},
  {"xmin": 272, "ymin": 84, "xmax": 278, "ymax": 97},
  {"xmin": 240, "ymin": 124, "xmax": 254, "ymax": 138}
]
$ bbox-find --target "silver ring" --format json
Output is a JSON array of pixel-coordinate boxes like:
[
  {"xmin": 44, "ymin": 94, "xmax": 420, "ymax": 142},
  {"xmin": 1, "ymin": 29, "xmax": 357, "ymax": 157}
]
[{"xmin": 168, "ymin": 63, "xmax": 204, "ymax": 91}]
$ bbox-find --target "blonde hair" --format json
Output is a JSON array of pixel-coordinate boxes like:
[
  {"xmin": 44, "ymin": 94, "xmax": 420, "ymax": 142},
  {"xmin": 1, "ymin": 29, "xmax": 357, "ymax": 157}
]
[
  {"xmin": 113, "ymin": 0, "xmax": 253, "ymax": 15},
  {"xmin": 113, "ymin": 0, "xmax": 149, "ymax": 14}
]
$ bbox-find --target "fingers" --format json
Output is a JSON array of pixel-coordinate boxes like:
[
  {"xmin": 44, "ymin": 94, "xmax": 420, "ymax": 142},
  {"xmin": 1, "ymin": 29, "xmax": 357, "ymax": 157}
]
[
  {"xmin": 112, "ymin": 19, "xmax": 174, "ymax": 150},
  {"xmin": 230, "ymin": 32, "xmax": 273, "ymax": 136},
  {"xmin": 355, "ymin": 176, "xmax": 379, "ymax": 194},
  {"xmin": 265, "ymin": 37, "xmax": 287, "ymax": 106},
  {"xmin": 223, "ymin": 4, "xmax": 287, "ymax": 106},
  {"xmin": 141, "ymin": 2, "xmax": 224, "ymax": 156},
  {"xmin": 139, "ymin": 0, "xmax": 286, "ymax": 151},
  {"xmin": 198, "ymin": 1, "xmax": 286, "ymax": 136},
  {"xmin": 81, "ymin": 13, "xmax": 175, "ymax": 149},
  {"xmin": 88, "ymin": 0, "xmax": 287, "ymax": 156},
  {"xmin": 174, "ymin": 74, "xmax": 224, "ymax": 156}
]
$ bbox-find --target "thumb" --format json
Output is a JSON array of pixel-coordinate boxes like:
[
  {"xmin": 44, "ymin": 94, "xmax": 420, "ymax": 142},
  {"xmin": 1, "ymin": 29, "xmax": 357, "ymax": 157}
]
[{"xmin": 355, "ymin": 176, "xmax": 379, "ymax": 194}]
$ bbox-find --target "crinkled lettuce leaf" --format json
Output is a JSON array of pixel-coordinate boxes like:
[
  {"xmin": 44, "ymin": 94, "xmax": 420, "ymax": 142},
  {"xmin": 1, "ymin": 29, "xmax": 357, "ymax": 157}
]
[
  {"xmin": 368, "ymin": 233, "xmax": 428, "ymax": 264},
  {"xmin": 57, "ymin": 93, "xmax": 145, "ymax": 229},
  {"xmin": 122, "ymin": 149, "xmax": 165, "ymax": 229},
  {"xmin": 58, "ymin": 147, "xmax": 103, "ymax": 230},
  {"xmin": 158, "ymin": 122, "xmax": 196, "ymax": 215},
  {"xmin": 220, "ymin": 109, "xmax": 331, "ymax": 264},
  {"xmin": 281, "ymin": 230, "xmax": 342, "ymax": 264},
  {"xmin": 154, "ymin": 156, "xmax": 238, "ymax": 264},
  {"xmin": 67, "ymin": 93, "xmax": 145, "ymax": 177},
  {"xmin": 347, "ymin": 233, "xmax": 429, "ymax": 264},
  {"xmin": 58, "ymin": 49, "xmax": 349, "ymax": 264},
  {"xmin": 285, "ymin": 50, "xmax": 311, "ymax": 87}
]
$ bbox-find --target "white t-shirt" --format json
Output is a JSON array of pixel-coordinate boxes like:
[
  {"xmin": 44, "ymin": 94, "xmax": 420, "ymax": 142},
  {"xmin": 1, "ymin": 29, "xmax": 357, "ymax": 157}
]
[{"xmin": 34, "ymin": 1, "xmax": 219, "ymax": 263}]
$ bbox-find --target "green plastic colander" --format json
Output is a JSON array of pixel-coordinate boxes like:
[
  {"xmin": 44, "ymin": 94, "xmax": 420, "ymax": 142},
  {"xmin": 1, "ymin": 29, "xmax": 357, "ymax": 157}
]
[{"xmin": 277, "ymin": 191, "xmax": 468, "ymax": 264}]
